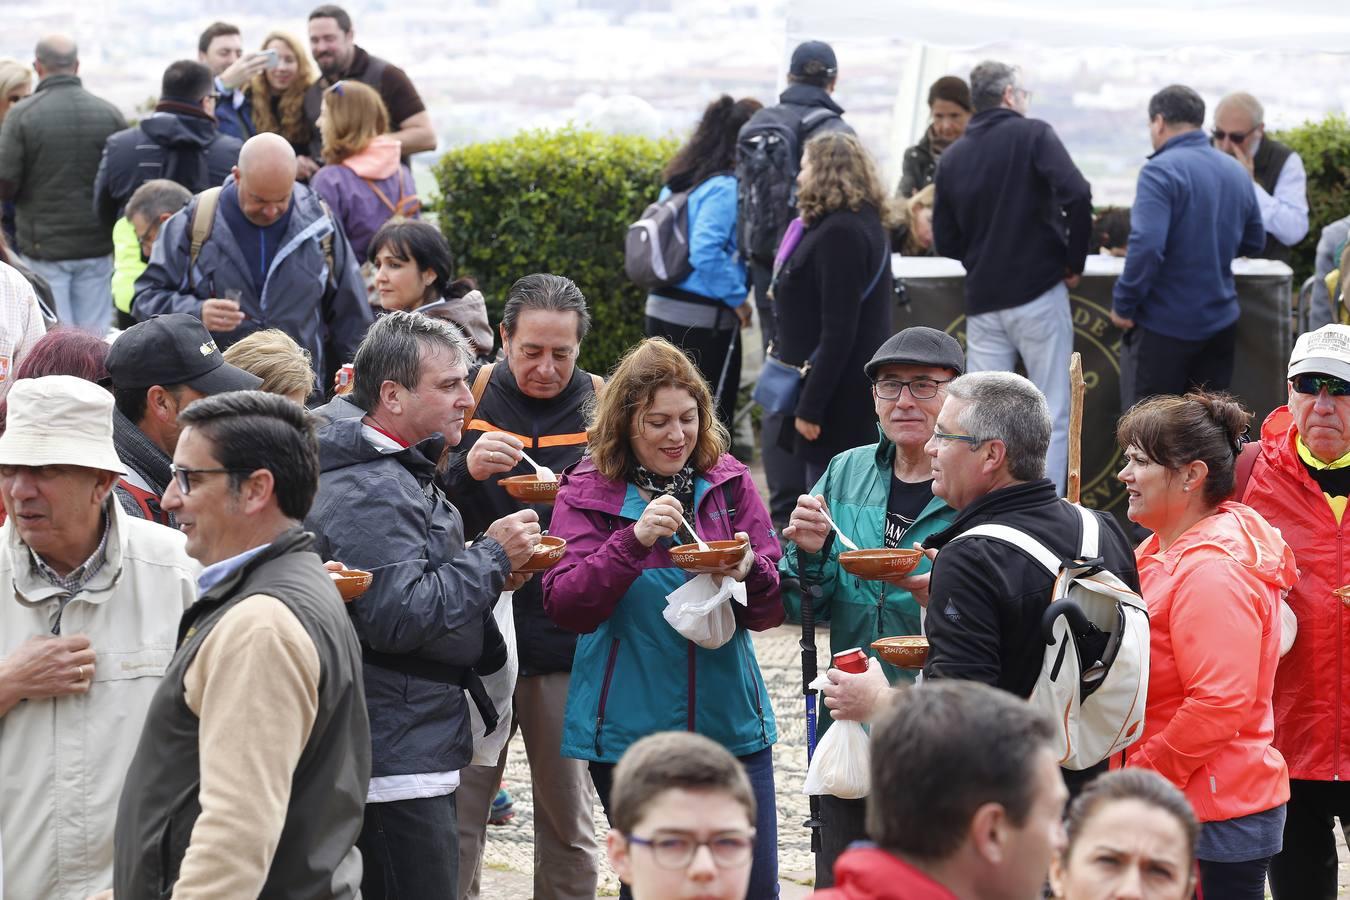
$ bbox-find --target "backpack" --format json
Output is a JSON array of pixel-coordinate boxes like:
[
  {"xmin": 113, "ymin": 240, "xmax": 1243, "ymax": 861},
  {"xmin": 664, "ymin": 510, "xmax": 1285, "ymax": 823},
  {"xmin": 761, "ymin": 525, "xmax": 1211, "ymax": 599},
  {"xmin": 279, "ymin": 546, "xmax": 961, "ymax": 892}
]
[
  {"xmin": 187, "ymin": 186, "xmax": 336, "ymax": 293},
  {"xmin": 363, "ymin": 169, "xmax": 421, "ymax": 219},
  {"xmin": 734, "ymin": 105, "xmax": 840, "ymax": 264},
  {"xmin": 951, "ymin": 502, "xmax": 1150, "ymax": 770},
  {"xmin": 624, "ymin": 189, "xmax": 694, "ymax": 292}
]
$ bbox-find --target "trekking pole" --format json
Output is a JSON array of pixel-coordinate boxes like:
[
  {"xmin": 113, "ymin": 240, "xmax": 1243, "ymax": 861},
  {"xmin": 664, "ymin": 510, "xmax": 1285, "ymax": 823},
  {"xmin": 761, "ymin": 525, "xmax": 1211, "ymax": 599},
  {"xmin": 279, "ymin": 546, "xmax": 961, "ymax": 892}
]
[
  {"xmin": 799, "ymin": 576, "xmax": 825, "ymax": 853},
  {"xmin": 1067, "ymin": 352, "xmax": 1085, "ymax": 505}
]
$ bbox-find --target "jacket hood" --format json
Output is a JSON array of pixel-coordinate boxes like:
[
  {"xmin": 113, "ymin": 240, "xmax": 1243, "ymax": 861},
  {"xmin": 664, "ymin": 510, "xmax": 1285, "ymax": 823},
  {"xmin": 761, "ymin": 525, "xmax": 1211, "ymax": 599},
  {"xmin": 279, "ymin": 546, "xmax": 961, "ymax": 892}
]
[
  {"xmin": 315, "ymin": 413, "xmax": 444, "ymax": 479},
  {"xmin": 139, "ymin": 109, "xmax": 217, "ymax": 150},
  {"xmin": 1142, "ymin": 500, "xmax": 1298, "ymax": 589},
  {"xmin": 778, "ymin": 82, "xmax": 845, "ymax": 115},
  {"xmin": 342, "ymin": 136, "xmax": 403, "ymax": 179},
  {"xmin": 560, "ymin": 453, "xmax": 750, "ymax": 515}
]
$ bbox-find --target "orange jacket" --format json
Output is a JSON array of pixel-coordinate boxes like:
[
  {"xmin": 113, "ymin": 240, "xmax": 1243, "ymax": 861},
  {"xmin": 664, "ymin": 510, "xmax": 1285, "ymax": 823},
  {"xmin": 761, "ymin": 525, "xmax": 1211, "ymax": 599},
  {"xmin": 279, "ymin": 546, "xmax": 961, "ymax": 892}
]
[{"xmin": 1128, "ymin": 501, "xmax": 1294, "ymax": 822}]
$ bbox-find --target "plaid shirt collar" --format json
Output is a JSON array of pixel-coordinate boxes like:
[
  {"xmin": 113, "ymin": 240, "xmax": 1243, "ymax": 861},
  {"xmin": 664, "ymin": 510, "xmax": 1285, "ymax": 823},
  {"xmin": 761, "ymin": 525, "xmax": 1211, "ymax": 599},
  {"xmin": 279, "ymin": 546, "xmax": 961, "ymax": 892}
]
[{"xmin": 29, "ymin": 512, "xmax": 111, "ymax": 595}]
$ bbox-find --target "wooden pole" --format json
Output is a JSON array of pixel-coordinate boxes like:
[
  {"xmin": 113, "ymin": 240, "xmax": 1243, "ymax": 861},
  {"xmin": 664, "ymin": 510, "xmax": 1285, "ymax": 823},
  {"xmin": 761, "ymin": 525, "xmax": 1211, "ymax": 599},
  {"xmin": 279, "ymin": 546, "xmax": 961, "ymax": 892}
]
[{"xmin": 1067, "ymin": 352, "xmax": 1085, "ymax": 505}]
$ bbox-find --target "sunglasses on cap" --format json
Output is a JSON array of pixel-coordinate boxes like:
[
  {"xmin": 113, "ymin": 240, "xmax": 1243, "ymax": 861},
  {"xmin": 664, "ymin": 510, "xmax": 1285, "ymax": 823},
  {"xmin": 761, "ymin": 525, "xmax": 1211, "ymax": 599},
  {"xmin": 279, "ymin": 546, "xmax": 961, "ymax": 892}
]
[
  {"xmin": 1291, "ymin": 373, "xmax": 1350, "ymax": 396},
  {"xmin": 1212, "ymin": 128, "xmax": 1253, "ymax": 144}
]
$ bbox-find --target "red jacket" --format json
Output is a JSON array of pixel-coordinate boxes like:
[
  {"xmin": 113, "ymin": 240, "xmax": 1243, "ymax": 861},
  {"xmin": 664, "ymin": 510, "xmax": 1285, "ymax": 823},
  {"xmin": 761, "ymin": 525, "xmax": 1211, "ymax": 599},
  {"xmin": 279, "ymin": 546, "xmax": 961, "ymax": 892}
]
[
  {"xmin": 1128, "ymin": 501, "xmax": 1295, "ymax": 822},
  {"xmin": 1242, "ymin": 406, "xmax": 1350, "ymax": 780},
  {"xmin": 812, "ymin": 846, "xmax": 958, "ymax": 900}
]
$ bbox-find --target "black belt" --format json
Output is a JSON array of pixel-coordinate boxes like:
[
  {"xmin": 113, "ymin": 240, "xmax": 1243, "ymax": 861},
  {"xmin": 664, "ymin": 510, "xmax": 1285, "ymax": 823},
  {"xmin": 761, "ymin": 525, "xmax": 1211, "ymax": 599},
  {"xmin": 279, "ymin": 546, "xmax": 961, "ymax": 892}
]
[{"xmin": 361, "ymin": 645, "xmax": 499, "ymax": 735}]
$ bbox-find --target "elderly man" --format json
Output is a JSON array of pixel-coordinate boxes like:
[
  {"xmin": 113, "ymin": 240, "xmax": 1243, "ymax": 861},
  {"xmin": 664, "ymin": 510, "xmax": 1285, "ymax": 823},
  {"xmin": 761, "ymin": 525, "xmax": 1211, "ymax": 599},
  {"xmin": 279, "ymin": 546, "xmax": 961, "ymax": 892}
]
[
  {"xmin": 106, "ymin": 313, "xmax": 261, "ymax": 526},
  {"xmin": 1112, "ymin": 85, "xmax": 1265, "ymax": 408},
  {"xmin": 113, "ymin": 391, "xmax": 370, "ymax": 898},
  {"xmin": 132, "ymin": 132, "xmax": 371, "ymax": 386},
  {"xmin": 932, "ymin": 61, "xmax": 1093, "ymax": 495},
  {"xmin": 822, "ymin": 373, "xmax": 1137, "ymax": 790},
  {"xmin": 814, "ymin": 681, "xmax": 1069, "ymax": 900},
  {"xmin": 0, "ymin": 36, "xmax": 126, "ymax": 332},
  {"xmin": 0, "ymin": 376, "xmax": 197, "ymax": 899},
  {"xmin": 445, "ymin": 274, "xmax": 603, "ymax": 900},
  {"xmin": 1213, "ymin": 92, "xmax": 1310, "ymax": 261},
  {"xmin": 115, "ymin": 179, "xmax": 191, "ymax": 327},
  {"xmin": 780, "ymin": 326, "xmax": 962, "ymax": 887},
  {"xmin": 306, "ymin": 311, "xmax": 541, "ymax": 900},
  {"xmin": 1241, "ymin": 324, "xmax": 1350, "ymax": 899}
]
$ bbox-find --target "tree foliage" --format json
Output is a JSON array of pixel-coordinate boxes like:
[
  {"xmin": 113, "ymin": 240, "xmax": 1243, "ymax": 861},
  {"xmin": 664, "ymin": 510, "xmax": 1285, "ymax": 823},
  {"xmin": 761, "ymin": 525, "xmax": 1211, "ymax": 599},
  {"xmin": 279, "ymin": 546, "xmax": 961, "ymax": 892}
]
[{"xmin": 1274, "ymin": 114, "xmax": 1350, "ymax": 284}]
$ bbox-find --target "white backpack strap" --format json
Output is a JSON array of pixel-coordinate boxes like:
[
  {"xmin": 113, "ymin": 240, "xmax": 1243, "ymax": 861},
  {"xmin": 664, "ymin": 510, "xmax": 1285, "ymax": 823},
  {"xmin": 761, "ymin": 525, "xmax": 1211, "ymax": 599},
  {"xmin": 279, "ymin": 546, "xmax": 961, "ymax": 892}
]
[
  {"xmin": 1072, "ymin": 502, "xmax": 1100, "ymax": 559},
  {"xmin": 954, "ymin": 524, "xmax": 1062, "ymax": 576}
]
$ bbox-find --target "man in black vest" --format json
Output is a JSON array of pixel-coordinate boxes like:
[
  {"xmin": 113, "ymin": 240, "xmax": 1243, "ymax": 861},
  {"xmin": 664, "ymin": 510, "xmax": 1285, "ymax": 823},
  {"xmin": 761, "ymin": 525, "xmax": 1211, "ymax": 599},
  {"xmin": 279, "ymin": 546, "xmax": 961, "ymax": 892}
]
[
  {"xmin": 112, "ymin": 391, "xmax": 370, "ymax": 898},
  {"xmin": 303, "ymin": 3, "xmax": 435, "ymax": 170},
  {"xmin": 1213, "ymin": 92, "xmax": 1309, "ymax": 261}
]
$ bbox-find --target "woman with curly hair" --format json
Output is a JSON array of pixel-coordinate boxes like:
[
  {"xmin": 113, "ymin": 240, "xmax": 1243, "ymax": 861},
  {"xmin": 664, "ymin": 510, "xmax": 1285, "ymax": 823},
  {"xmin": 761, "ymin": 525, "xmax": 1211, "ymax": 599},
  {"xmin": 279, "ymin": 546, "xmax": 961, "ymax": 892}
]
[
  {"xmin": 246, "ymin": 32, "xmax": 320, "ymax": 179},
  {"xmin": 771, "ymin": 131, "xmax": 899, "ymax": 483}
]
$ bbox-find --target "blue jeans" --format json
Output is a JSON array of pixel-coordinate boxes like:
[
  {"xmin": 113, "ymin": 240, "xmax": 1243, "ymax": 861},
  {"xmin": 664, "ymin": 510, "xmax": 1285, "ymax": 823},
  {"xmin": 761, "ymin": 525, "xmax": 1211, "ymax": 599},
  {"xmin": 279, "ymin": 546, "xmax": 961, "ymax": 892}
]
[
  {"xmin": 358, "ymin": 794, "xmax": 458, "ymax": 900},
  {"xmin": 591, "ymin": 745, "xmax": 779, "ymax": 899},
  {"xmin": 17, "ymin": 253, "xmax": 113, "ymax": 334},
  {"xmin": 965, "ymin": 282, "xmax": 1072, "ymax": 494}
]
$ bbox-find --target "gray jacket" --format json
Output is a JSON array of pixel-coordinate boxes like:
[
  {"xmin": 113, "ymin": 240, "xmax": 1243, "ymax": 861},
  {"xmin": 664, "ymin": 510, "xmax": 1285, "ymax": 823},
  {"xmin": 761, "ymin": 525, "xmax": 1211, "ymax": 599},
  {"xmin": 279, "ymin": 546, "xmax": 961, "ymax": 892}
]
[
  {"xmin": 131, "ymin": 176, "xmax": 372, "ymax": 383},
  {"xmin": 305, "ymin": 411, "xmax": 511, "ymax": 776},
  {"xmin": 0, "ymin": 74, "xmax": 126, "ymax": 260}
]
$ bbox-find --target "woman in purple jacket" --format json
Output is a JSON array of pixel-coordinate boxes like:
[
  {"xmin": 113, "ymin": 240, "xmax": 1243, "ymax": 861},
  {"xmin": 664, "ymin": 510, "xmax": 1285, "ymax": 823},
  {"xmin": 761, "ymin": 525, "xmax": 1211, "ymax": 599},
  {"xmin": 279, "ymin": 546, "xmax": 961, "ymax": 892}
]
[{"xmin": 542, "ymin": 337, "xmax": 785, "ymax": 898}]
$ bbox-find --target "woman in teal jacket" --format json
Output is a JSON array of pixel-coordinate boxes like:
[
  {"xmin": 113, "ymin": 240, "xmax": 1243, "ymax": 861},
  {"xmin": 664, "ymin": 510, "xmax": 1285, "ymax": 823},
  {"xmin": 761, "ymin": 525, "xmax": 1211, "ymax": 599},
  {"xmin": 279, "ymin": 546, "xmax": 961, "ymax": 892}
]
[{"xmin": 781, "ymin": 326, "xmax": 963, "ymax": 888}]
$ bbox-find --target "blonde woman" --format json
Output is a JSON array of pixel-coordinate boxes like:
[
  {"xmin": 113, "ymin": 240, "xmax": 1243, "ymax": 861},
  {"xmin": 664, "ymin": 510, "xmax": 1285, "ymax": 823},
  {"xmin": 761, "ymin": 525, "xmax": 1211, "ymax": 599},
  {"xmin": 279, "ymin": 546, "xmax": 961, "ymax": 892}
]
[
  {"xmin": 222, "ymin": 329, "xmax": 316, "ymax": 404},
  {"xmin": 246, "ymin": 32, "xmax": 319, "ymax": 178},
  {"xmin": 310, "ymin": 80, "xmax": 418, "ymax": 262},
  {"xmin": 0, "ymin": 58, "xmax": 32, "ymax": 248},
  {"xmin": 771, "ymin": 132, "xmax": 899, "ymax": 484}
]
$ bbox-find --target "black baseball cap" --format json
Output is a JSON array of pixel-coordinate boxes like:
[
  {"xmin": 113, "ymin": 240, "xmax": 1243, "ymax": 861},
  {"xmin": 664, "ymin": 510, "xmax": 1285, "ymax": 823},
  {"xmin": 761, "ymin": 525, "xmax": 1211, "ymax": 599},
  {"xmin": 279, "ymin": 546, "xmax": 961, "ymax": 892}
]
[
  {"xmin": 107, "ymin": 314, "xmax": 263, "ymax": 393},
  {"xmin": 790, "ymin": 40, "xmax": 838, "ymax": 78},
  {"xmin": 864, "ymin": 327, "xmax": 965, "ymax": 380}
]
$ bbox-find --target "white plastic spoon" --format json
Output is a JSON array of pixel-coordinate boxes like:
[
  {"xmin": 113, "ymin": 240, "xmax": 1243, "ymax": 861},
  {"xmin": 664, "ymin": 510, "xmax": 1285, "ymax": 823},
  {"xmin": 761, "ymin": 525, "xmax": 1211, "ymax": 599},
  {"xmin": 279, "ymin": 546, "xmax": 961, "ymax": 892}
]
[
  {"xmin": 518, "ymin": 448, "xmax": 556, "ymax": 482},
  {"xmin": 678, "ymin": 512, "xmax": 711, "ymax": 551},
  {"xmin": 819, "ymin": 507, "xmax": 861, "ymax": 552}
]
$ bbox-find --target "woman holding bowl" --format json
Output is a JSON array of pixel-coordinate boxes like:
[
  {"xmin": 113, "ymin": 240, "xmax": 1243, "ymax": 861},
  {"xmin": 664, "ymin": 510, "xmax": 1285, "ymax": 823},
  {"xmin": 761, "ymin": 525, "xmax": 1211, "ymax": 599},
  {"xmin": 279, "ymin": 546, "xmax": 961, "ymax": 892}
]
[
  {"xmin": 543, "ymin": 337, "xmax": 783, "ymax": 898},
  {"xmin": 1117, "ymin": 391, "xmax": 1295, "ymax": 899}
]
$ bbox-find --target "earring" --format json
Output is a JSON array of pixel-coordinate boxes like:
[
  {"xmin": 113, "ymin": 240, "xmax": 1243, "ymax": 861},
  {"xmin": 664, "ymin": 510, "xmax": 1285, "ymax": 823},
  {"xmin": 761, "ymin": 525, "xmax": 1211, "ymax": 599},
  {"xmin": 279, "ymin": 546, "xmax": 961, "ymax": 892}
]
[{"xmin": 1182, "ymin": 485, "xmax": 1191, "ymax": 493}]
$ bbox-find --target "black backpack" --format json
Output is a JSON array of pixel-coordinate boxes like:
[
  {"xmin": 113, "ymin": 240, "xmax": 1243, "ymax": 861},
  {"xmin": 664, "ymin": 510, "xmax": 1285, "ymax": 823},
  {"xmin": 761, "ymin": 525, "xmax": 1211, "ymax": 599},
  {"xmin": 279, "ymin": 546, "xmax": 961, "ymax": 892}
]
[{"xmin": 735, "ymin": 105, "xmax": 840, "ymax": 264}]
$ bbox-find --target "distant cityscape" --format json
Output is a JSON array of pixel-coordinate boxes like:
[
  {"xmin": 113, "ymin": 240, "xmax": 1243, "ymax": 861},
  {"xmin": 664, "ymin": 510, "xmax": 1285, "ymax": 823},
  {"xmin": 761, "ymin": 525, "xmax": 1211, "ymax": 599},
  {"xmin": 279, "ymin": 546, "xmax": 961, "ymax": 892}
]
[{"xmin": 4, "ymin": 0, "xmax": 1347, "ymax": 204}]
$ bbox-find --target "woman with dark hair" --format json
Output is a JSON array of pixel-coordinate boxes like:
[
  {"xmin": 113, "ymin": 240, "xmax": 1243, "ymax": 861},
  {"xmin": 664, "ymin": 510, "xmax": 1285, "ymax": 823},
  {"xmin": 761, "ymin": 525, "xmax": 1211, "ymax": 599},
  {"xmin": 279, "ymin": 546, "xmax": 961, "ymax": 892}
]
[
  {"xmin": 897, "ymin": 76, "xmax": 972, "ymax": 198},
  {"xmin": 366, "ymin": 220, "xmax": 493, "ymax": 362},
  {"xmin": 1050, "ymin": 768, "xmax": 1199, "ymax": 900},
  {"xmin": 1117, "ymin": 391, "xmax": 1295, "ymax": 899},
  {"xmin": 772, "ymin": 131, "xmax": 898, "ymax": 485},
  {"xmin": 245, "ymin": 32, "xmax": 320, "ymax": 179},
  {"xmin": 542, "ymin": 337, "xmax": 783, "ymax": 899},
  {"xmin": 644, "ymin": 95, "xmax": 762, "ymax": 430}
]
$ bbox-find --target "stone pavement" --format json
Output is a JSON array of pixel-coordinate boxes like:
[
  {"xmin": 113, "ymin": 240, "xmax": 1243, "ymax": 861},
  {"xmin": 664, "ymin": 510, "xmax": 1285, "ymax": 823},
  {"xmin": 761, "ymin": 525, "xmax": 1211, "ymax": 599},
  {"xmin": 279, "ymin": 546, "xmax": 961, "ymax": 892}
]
[{"xmin": 476, "ymin": 622, "xmax": 823, "ymax": 899}]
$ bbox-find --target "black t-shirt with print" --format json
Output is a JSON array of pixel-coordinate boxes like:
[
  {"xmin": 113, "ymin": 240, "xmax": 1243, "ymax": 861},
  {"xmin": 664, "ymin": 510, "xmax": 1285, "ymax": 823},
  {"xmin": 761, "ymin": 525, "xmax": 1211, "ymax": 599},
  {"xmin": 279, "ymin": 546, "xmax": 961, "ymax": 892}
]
[
  {"xmin": 1303, "ymin": 458, "xmax": 1350, "ymax": 500},
  {"xmin": 885, "ymin": 475, "xmax": 935, "ymax": 548}
]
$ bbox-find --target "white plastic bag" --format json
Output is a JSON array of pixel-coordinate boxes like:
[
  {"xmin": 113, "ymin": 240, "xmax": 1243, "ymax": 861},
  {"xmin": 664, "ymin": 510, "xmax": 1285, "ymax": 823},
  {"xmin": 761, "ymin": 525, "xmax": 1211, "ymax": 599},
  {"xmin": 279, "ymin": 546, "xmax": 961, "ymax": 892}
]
[
  {"xmin": 468, "ymin": 590, "xmax": 518, "ymax": 766},
  {"xmin": 662, "ymin": 574, "xmax": 748, "ymax": 650},
  {"xmin": 802, "ymin": 673, "xmax": 870, "ymax": 799}
]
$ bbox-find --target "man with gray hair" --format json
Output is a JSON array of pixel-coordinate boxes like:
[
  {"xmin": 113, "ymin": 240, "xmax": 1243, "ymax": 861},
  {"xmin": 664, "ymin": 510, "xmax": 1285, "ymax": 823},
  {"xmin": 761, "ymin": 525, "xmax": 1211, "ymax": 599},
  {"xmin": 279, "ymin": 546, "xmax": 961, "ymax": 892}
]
[
  {"xmin": 0, "ymin": 35, "xmax": 126, "ymax": 333},
  {"xmin": 1213, "ymin": 91, "xmax": 1309, "ymax": 261},
  {"xmin": 822, "ymin": 372, "xmax": 1137, "ymax": 791},
  {"xmin": 306, "ymin": 310, "xmax": 542, "ymax": 900},
  {"xmin": 133, "ymin": 132, "xmax": 371, "ymax": 388},
  {"xmin": 932, "ymin": 61, "xmax": 1092, "ymax": 496}
]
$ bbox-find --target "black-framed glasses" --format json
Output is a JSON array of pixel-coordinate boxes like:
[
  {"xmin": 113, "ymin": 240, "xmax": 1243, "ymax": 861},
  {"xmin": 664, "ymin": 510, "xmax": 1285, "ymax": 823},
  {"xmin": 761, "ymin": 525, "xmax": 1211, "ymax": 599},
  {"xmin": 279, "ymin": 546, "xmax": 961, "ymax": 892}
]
[
  {"xmin": 170, "ymin": 463, "xmax": 253, "ymax": 495},
  {"xmin": 624, "ymin": 831, "xmax": 755, "ymax": 869},
  {"xmin": 1212, "ymin": 128, "xmax": 1253, "ymax": 144},
  {"xmin": 931, "ymin": 426, "xmax": 989, "ymax": 449},
  {"xmin": 1291, "ymin": 373, "xmax": 1350, "ymax": 397},
  {"xmin": 872, "ymin": 377, "xmax": 952, "ymax": 401}
]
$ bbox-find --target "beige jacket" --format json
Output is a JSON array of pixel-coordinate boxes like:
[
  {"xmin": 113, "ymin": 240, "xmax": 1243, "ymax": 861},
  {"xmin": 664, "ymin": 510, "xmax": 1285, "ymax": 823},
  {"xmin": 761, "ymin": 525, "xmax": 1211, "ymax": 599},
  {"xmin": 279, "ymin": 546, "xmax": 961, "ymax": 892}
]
[{"xmin": 0, "ymin": 501, "xmax": 198, "ymax": 900}]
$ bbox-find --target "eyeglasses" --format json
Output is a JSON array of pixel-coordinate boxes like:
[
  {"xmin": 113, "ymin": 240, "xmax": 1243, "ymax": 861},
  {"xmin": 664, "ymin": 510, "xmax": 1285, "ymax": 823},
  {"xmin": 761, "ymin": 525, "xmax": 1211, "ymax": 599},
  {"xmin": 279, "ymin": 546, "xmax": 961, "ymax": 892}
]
[
  {"xmin": 170, "ymin": 463, "xmax": 254, "ymax": 495},
  {"xmin": 624, "ymin": 831, "xmax": 755, "ymax": 870},
  {"xmin": 1291, "ymin": 373, "xmax": 1350, "ymax": 396},
  {"xmin": 931, "ymin": 426, "xmax": 989, "ymax": 448},
  {"xmin": 1212, "ymin": 128, "xmax": 1253, "ymax": 144},
  {"xmin": 872, "ymin": 377, "xmax": 952, "ymax": 401},
  {"xmin": 133, "ymin": 219, "xmax": 160, "ymax": 256}
]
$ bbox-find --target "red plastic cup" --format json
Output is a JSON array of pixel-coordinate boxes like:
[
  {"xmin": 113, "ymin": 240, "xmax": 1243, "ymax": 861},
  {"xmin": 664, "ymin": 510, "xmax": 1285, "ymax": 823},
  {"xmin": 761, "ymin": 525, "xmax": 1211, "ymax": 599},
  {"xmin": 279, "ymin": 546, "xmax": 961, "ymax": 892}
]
[
  {"xmin": 335, "ymin": 363, "xmax": 355, "ymax": 395},
  {"xmin": 833, "ymin": 648, "xmax": 869, "ymax": 674}
]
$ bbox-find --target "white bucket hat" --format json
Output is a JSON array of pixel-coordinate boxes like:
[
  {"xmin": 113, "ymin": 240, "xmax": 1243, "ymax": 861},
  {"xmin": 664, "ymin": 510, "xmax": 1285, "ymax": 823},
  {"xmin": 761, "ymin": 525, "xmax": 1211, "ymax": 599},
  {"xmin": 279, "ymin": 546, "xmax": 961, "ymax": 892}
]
[{"xmin": 0, "ymin": 376, "xmax": 128, "ymax": 475}]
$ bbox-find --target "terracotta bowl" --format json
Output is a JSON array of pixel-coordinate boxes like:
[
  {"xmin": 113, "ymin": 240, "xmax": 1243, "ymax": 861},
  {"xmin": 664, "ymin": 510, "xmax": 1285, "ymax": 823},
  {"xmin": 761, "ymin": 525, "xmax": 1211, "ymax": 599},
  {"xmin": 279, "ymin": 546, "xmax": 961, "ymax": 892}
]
[
  {"xmin": 499, "ymin": 474, "xmax": 559, "ymax": 504},
  {"xmin": 330, "ymin": 569, "xmax": 373, "ymax": 603},
  {"xmin": 670, "ymin": 538, "xmax": 750, "ymax": 574},
  {"xmin": 871, "ymin": 635, "xmax": 930, "ymax": 670},
  {"xmin": 514, "ymin": 535, "xmax": 567, "ymax": 574},
  {"xmin": 839, "ymin": 548, "xmax": 924, "ymax": 580}
]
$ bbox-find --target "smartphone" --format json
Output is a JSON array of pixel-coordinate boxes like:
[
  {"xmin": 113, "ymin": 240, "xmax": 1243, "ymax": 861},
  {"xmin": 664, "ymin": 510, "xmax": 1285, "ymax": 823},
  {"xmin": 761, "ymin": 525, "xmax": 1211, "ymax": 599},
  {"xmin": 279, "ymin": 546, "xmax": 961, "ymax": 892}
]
[{"xmin": 260, "ymin": 48, "xmax": 279, "ymax": 69}]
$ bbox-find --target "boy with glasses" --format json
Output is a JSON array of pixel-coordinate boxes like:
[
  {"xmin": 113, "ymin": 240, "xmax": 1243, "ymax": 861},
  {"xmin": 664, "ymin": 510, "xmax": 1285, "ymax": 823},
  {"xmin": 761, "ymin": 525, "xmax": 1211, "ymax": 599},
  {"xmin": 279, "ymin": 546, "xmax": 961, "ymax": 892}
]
[
  {"xmin": 781, "ymin": 326, "xmax": 963, "ymax": 886},
  {"xmin": 606, "ymin": 731, "xmax": 756, "ymax": 900}
]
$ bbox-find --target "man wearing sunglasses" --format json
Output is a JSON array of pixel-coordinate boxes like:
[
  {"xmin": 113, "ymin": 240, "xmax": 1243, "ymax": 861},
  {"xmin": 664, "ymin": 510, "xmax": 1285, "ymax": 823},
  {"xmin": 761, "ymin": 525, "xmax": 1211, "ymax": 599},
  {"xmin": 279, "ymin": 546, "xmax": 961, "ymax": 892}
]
[
  {"xmin": 1238, "ymin": 324, "xmax": 1350, "ymax": 899},
  {"xmin": 1212, "ymin": 92, "xmax": 1309, "ymax": 263}
]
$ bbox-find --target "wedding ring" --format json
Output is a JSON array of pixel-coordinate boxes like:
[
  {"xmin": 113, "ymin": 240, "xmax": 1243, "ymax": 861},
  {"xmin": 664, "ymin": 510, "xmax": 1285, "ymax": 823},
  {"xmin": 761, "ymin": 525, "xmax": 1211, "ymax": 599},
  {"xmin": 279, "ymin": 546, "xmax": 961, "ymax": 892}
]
[{"xmin": 77, "ymin": 665, "xmax": 86, "ymax": 681}]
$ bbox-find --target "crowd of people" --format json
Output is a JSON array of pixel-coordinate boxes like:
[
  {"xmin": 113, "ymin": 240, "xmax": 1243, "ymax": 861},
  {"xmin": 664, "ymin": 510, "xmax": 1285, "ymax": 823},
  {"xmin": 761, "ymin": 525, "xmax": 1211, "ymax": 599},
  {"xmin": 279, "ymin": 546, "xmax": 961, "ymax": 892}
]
[{"xmin": 0, "ymin": 16, "xmax": 1346, "ymax": 900}]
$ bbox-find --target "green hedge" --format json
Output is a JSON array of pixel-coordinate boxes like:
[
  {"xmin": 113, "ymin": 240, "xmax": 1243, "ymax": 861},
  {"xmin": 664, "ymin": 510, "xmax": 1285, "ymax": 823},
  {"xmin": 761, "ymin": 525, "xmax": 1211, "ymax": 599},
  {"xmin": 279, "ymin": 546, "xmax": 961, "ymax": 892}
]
[
  {"xmin": 433, "ymin": 128, "xmax": 678, "ymax": 375},
  {"xmin": 1274, "ymin": 115, "xmax": 1350, "ymax": 286}
]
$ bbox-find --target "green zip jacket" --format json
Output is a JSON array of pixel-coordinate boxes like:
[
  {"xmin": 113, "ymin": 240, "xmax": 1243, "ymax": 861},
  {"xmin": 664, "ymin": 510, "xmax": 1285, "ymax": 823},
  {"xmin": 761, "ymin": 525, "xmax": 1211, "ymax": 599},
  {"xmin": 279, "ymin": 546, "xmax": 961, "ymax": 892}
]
[{"xmin": 781, "ymin": 432, "xmax": 955, "ymax": 732}]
